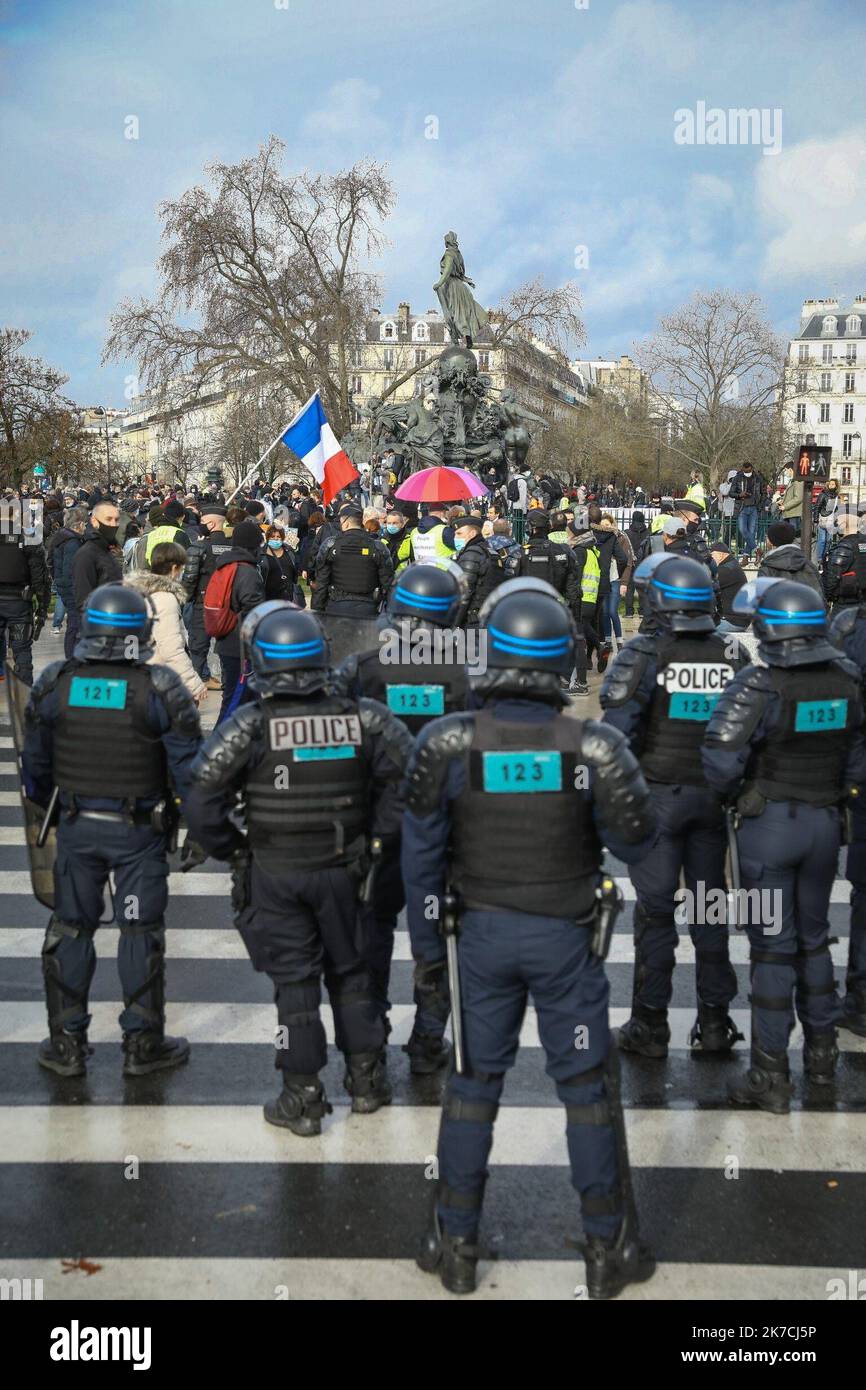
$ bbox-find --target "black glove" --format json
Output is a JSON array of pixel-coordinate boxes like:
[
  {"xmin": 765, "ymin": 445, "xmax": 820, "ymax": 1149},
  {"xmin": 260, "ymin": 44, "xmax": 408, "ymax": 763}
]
[{"xmin": 179, "ymin": 835, "xmax": 208, "ymax": 872}]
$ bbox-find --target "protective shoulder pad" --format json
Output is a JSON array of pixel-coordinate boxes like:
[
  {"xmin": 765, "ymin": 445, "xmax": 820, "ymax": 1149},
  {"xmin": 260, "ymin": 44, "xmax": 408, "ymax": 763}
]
[
  {"xmin": 190, "ymin": 702, "xmax": 262, "ymax": 790},
  {"xmin": 149, "ymin": 663, "xmax": 202, "ymax": 740},
  {"xmin": 599, "ymin": 637, "xmax": 654, "ymax": 708},
  {"xmin": 580, "ymin": 720, "xmax": 654, "ymax": 845},
  {"xmin": 830, "ymin": 607, "xmax": 859, "ymax": 644},
  {"xmin": 319, "ymin": 535, "xmax": 337, "ymax": 557},
  {"xmin": 703, "ymin": 665, "xmax": 774, "ymax": 748},
  {"xmin": 358, "ymin": 696, "xmax": 415, "ymax": 770},
  {"xmin": 406, "ymin": 711, "xmax": 475, "ymax": 818},
  {"xmin": 833, "ymin": 654, "xmax": 863, "ymax": 684},
  {"xmin": 29, "ymin": 658, "xmax": 69, "ymax": 703},
  {"xmin": 330, "ymin": 653, "xmax": 359, "ymax": 698}
]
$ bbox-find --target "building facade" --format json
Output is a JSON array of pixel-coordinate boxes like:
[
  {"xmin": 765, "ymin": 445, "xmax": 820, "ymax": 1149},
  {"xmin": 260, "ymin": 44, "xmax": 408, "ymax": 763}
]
[{"xmin": 782, "ymin": 297, "xmax": 866, "ymax": 494}]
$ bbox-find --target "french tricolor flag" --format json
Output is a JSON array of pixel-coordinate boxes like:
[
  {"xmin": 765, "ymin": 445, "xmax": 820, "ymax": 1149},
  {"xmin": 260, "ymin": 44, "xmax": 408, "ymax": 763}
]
[{"xmin": 281, "ymin": 391, "xmax": 359, "ymax": 506}]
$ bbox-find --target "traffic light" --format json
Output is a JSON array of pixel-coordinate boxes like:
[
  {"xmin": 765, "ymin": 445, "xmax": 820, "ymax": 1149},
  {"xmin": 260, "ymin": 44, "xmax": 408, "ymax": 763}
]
[{"xmin": 795, "ymin": 444, "xmax": 831, "ymax": 481}]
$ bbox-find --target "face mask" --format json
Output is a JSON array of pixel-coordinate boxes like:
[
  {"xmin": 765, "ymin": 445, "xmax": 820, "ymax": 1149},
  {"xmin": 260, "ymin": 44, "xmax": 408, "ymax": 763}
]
[
  {"xmin": 385, "ymin": 523, "xmax": 401, "ymax": 535},
  {"xmin": 97, "ymin": 523, "xmax": 117, "ymax": 542},
  {"xmin": 267, "ymin": 539, "xmax": 282, "ymax": 550},
  {"xmin": 454, "ymin": 536, "xmax": 467, "ymax": 552},
  {"xmin": 686, "ymin": 520, "xmax": 700, "ymax": 535}
]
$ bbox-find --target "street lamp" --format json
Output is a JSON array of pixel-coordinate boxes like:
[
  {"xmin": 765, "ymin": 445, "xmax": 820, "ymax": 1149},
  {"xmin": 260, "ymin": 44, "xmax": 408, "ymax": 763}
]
[
  {"xmin": 94, "ymin": 407, "xmax": 112, "ymax": 491},
  {"xmin": 854, "ymin": 433, "xmax": 863, "ymax": 511}
]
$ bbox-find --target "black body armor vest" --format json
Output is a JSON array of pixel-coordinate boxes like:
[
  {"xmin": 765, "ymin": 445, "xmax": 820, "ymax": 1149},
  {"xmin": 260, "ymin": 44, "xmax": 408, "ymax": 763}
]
[
  {"xmin": 53, "ymin": 661, "xmax": 167, "ymax": 798},
  {"xmin": 196, "ymin": 535, "xmax": 233, "ymax": 602},
  {"xmin": 750, "ymin": 663, "xmax": 859, "ymax": 806},
  {"xmin": 0, "ymin": 536, "xmax": 30, "ymax": 593},
  {"xmin": 328, "ymin": 533, "xmax": 380, "ymax": 598},
  {"xmin": 838, "ymin": 538, "xmax": 866, "ymax": 602},
  {"xmin": 244, "ymin": 695, "xmax": 371, "ymax": 869},
  {"xmin": 356, "ymin": 648, "xmax": 467, "ymax": 734},
  {"xmin": 640, "ymin": 634, "xmax": 737, "ymax": 786},
  {"xmin": 451, "ymin": 709, "xmax": 600, "ymax": 917},
  {"xmin": 523, "ymin": 540, "xmax": 563, "ymax": 592}
]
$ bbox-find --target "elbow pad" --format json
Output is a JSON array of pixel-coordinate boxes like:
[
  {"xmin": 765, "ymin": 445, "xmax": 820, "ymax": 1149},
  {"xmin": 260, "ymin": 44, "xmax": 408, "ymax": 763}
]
[
  {"xmin": 150, "ymin": 664, "xmax": 202, "ymax": 740},
  {"xmin": 190, "ymin": 703, "xmax": 261, "ymax": 789},
  {"xmin": 703, "ymin": 667, "xmax": 773, "ymax": 748},
  {"xmin": 406, "ymin": 713, "xmax": 474, "ymax": 818},
  {"xmin": 599, "ymin": 638, "xmax": 653, "ymax": 708},
  {"xmin": 581, "ymin": 720, "xmax": 653, "ymax": 844}
]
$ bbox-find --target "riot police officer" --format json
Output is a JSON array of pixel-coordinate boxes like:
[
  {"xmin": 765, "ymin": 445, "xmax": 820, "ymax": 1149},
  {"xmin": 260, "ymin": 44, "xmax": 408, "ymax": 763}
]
[
  {"xmin": 830, "ymin": 601, "xmax": 866, "ymax": 1036},
  {"xmin": 185, "ymin": 604, "xmax": 414, "ymax": 1134},
  {"xmin": 823, "ymin": 509, "xmax": 866, "ymax": 614},
  {"xmin": 402, "ymin": 578, "xmax": 657, "ymax": 1298},
  {"xmin": 518, "ymin": 511, "xmax": 581, "ymax": 621},
  {"xmin": 22, "ymin": 583, "xmax": 202, "ymax": 1076},
  {"xmin": 0, "ymin": 506, "xmax": 51, "ymax": 685},
  {"xmin": 702, "ymin": 579, "xmax": 866, "ymax": 1112},
  {"xmin": 600, "ymin": 554, "xmax": 748, "ymax": 1056},
  {"xmin": 335, "ymin": 563, "xmax": 467, "ymax": 1070},
  {"xmin": 312, "ymin": 505, "xmax": 393, "ymax": 618},
  {"xmin": 181, "ymin": 504, "xmax": 233, "ymax": 686}
]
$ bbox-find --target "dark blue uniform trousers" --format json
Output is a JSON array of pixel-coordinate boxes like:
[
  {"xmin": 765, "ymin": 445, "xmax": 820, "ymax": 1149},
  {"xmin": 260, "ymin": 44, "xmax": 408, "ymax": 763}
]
[
  {"xmin": 0, "ymin": 596, "xmax": 34, "ymax": 685},
  {"xmin": 738, "ymin": 801, "xmax": 841, "ymax": 1054},
  {"xmin": 628, "ymin": 783, "xmax": 736, "ymax": 1011},
  {"xmin": 236, "ymin": 859, "xmax": 385, "ymax": 1075},
  {"xmin": 437, "ymin": 909, "xmax": 621, "ymax": 1242},
  {"xmin": 46, "ymin": 816, "xmax": 169, "ymax": 1034},
  {"xmin": 844, "ymin": 796, "xmax": 866, "ymax": 1006}
]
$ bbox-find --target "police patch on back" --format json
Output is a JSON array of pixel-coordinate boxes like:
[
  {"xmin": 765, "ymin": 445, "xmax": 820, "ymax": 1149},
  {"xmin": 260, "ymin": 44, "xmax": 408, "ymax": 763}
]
[{"xmin": 268, "ymin": 713, "xmax": 362, "ymax": 757}]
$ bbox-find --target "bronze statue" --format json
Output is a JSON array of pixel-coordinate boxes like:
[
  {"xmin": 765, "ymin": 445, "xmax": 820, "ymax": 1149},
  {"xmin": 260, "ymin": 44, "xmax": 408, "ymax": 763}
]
[{"xmin": 433, "ymin": 232, "xmax": 488, "ymax": 348}]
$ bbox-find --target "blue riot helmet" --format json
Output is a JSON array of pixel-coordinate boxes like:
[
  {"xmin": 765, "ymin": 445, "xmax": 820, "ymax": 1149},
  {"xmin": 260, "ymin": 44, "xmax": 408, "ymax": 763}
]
[
  {"xmin": 76, "ymin": 583, "xmax": 154, "ymax": 662},
  {"xmin": 633, "ymin": 553, "xmax": 715, "ymax": 634}
]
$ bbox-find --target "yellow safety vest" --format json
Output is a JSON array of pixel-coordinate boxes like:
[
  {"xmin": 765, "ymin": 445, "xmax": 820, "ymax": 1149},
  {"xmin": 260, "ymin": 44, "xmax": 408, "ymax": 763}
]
[
  {"xmin": 650, "ymin": 513, "xmax": 666, "ymax": 534},
  {"xmin": 395, "ymin": 532, "xmax": 413, "ymax": 574},
  {"xmin": 145, "ymin": 525, "xmax": 185, "ymax": 564},
  {"xmin": 684, "ymin": 481, "xmax": 706, "ymax": 508},
  {"xmin": 580, "ymin": 546, "xmax": 601, "ymax": 604},
  {"xmin": 410, "ymin": 523, "xmax": 454, "ymax": 568}
]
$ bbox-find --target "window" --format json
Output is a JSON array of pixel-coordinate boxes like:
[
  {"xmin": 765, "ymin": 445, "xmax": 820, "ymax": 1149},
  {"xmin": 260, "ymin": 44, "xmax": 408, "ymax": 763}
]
[
  {"xmin": 798, "ymin": 344, "xmax": 809, "ymax": 363},
  {"xmin": 820, "ymin": 403, "xmax": 830, "ymax": 422},
  {"xmin": 797, "ymin": 372, "xmax": 807, "ymax": 392},
  {"xmin": 818, "ymin": 433, "xmax": 830, "ymax": 446},
  {"xmin": 383, "ymin": 348, "xmax": 395, "ymax": 370},
  {"xmin": 796, "ymin": 404, "xmax": 807, "ymax": 423},
  {"xmin": 351, "ymin": 375, "xmax": 362, "ymax": 395},
  {"xmin": 380, "ymin": 321, "xmax": 396, "ymax": 341},
  {"xmin": 478, "ymin": 352, "xmax": 490, "ymax": 371},
  {"xmin": 847, "ymin": 343, "xmax": 858, "ymax": 364},
  {"xmin": 823, "ymin": 343, "xmax": 834, "ymax": 364},
  {"xmin": 821, "ymin": 372, "xmax": 832, "ymax": 391},
  {"xmin": 843, "ymin": 434, "xmax": 855, "ymax": 458},
  {"xmin": 822, "ymin": 315, "xmax": 837, "ymax": 335},
  {"xmin": 846, "ymin": 371, "xmax": 856, "ymax": 392},
  {"xmin": 842, "ymin": 467, "xmax": 853, "ymax": 483},
  {"xmin": 847, "ymin": 315, "xmax": 861, "ymax": 335},
  {"xmin": 349, "ymin": 347, "xmax": 363, "ymax": 368},
  {"xmin": 413, "ymin": 321, "xmax": 429, "ymax": 342},
  {"xmin": 844, "ymin": 403, "xmax": 854, "ymax": 423},
  {"xmin": 382, "ymin": 376, "xmax": 393, "ymax": 393},
  {"xmin": 414, "ymin": 348, "xmax": 427, "ymax": 367}
]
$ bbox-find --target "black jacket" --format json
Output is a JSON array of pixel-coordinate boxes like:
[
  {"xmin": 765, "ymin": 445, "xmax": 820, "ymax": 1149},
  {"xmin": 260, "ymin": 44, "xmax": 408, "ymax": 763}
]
[
  {"xmin": 456, "ymin": 535, "xmax": 500, "ymax": 626},
  {"xmin": 47, "ymin": 528, "xmax": 83, "ymax": 607},
  {"xmin": 312, "ymin": 527, "xmax": 393, "ymax": 612},
  {"xmin": 72, "ymin": 526, "xmax": 123, "ymax": 613},
  {"xmin": 182, "ymin": 529, "xmax": 233, "ymax": 605},
  {"xmin": 758, "ymin": 544, "xmax": 823, "ymax": 599},
  {"xmin": 716, "ymin": 553, "xmax": 749, "ymax": 627}
]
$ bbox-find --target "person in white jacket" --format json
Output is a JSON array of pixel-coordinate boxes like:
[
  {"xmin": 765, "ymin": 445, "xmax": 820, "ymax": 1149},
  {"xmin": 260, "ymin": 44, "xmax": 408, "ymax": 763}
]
[{"xmin": 124, "ymin": 542, "xmax": 208, "ymax": 705}]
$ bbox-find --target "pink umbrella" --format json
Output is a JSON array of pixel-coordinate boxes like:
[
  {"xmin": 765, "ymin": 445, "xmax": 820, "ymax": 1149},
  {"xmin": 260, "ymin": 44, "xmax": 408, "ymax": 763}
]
[{"xmin": 394, "ymin": 466, "xmax": 489, "ymax": 503}]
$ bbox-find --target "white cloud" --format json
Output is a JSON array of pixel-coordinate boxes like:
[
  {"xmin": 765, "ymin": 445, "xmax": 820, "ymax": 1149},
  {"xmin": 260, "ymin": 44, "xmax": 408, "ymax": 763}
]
[
  {"xmin": 302, "ymin": 79, "xmax": 386, "ymax": 140},
  {"xmin": 758, "ymin": 129, "xmax": 866, "ymax": 278}
]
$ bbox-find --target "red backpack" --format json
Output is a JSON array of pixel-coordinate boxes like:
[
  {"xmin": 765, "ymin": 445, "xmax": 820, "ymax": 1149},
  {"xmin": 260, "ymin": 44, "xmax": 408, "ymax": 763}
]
[{"xmin": 203, "ymin": 562, "xmax": 241, "ymax": 638}]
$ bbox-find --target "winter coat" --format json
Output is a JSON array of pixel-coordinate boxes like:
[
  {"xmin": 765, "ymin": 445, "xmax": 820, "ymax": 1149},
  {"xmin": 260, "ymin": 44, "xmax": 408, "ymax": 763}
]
[{"xmin": 124, "ymin": 570, "xmax": 207, "ymax": 701}]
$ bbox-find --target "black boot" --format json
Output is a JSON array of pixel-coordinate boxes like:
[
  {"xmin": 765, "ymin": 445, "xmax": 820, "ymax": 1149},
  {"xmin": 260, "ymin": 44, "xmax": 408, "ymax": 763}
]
[
  {"xmin": 264, "ymin": 1075, "xmax": 332, "ymax": 1136},
  {"xmin": 580, "ymin": 1212, "xmax": 657, "ymax": 1300},
  {"xmin": 416, "ymin": 1208, "xmax": 481, "ymax": 1295},
  {"xmin": 617, "ymin": 1007, "xmax": 670, "ymax": 1059},
  {"xmin": 37, "ymin": 1030, "xmax": 92, "ymax": 1077},
  {"xmin": 689, "ymin": 1004, "xmax": 743, "ymax": 1054},
  {"xmin": 803, "ymin": 1029, "xmax": 838, "ymax": 1085},
  {"xmin": 728, "ymin": 1046, "xmax": 792, "ymax": 1114},
  {"xmin": 344, "ymin": 1051, "xmax": 392, "ymax": 1113},
  {"xmin": 839, "ymin": 987, "xmax": 866, "ymax": 1038},
  {"xmin": 122, "ymin": 1031, "xmax": 190, "ymax": 1076},
  {"xmin": 404, "ymin": 1029, "xmax": 452, "ymax": 1075},
  {"xmin": 596, "ymin": 642, "xmax": 612, "ymax": 674}
]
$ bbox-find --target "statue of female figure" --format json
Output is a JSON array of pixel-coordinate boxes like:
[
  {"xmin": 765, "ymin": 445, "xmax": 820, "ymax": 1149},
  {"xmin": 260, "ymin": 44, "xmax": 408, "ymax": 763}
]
[{"xmin": 433, "ymin": 232, "xmax": 488, "ymax": 348}]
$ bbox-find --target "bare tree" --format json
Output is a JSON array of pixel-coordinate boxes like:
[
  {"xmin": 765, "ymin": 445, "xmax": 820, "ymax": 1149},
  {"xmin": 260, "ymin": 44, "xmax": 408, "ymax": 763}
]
[
  {"xmin": 0, "ymin": 328, "xmax": 86, "ymax": 488},
  {"xmin": 637, "ymin": 291, "xmax": 785, "ymax": 485},
  {"xmin": 103, "ymin": 138, "xmax": 394, "ymax": 441}
]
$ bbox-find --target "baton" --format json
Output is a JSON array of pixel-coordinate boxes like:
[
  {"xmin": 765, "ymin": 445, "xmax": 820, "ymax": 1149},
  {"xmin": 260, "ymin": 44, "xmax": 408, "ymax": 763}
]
[
  {"xmin": 726, "ymin": 804, "xmax": 742, "ymax": 928},
  {"xmin": 37, "ymin": 786, "xmax": 60, "ymax": 848},
  {"xmin": 442, "ymin": 891, "xmax": 465, "ymax": 1076},
  {"xmin": 360, "ymin": 836, "xmax": 383, "ymax": 905}
]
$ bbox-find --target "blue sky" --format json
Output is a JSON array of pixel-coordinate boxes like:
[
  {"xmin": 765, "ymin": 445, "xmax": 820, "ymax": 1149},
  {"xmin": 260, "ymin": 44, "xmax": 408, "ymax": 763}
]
[{"xmin": 2, "ymin": 0, "xmax": 866, "ymax": 406}]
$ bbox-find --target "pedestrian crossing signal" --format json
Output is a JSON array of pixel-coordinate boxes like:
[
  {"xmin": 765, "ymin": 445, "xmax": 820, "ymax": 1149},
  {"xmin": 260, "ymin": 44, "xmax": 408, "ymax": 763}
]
[{"xmin": 796, "ymin": 445, "xmax": 831, "ymax": 481}]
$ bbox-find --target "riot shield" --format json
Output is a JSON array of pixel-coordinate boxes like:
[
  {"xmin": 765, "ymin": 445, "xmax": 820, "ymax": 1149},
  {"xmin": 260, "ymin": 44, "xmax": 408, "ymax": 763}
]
[
  {"xmin": 320, "ymin": 615, "xmax": 382, "ymax": 667},
  {"xmin": 5, "ymin": 668, "xmax": 56, "ymax": 908}
]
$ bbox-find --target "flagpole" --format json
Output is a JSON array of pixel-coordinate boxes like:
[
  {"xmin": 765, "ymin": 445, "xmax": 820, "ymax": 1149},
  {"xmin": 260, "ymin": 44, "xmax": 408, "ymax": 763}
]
[{"xmin": 224, "ymin": 391, "xmax": 320, "ymax": 505}]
